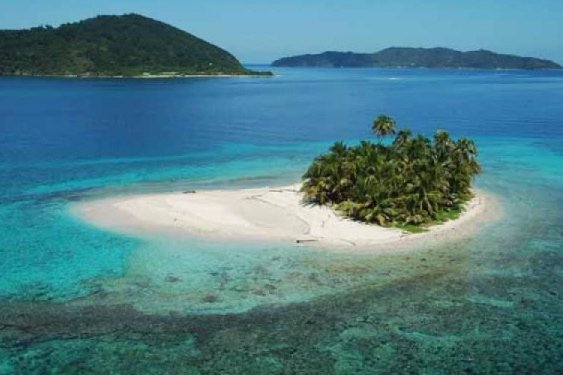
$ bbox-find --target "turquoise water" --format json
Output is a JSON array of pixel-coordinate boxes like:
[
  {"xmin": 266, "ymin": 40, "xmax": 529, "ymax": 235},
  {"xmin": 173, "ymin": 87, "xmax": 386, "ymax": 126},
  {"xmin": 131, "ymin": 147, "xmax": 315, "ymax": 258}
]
[{"xmin": 0, "ymin": 67, "xmax": 562, "ymax": 373}]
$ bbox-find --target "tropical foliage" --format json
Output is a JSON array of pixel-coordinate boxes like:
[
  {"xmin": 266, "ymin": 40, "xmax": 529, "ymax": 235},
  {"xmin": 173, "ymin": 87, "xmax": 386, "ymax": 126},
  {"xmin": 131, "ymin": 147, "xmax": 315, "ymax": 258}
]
[{"xmin": 301, "ymin": 116, "xmax": 481, "ymax": 228}]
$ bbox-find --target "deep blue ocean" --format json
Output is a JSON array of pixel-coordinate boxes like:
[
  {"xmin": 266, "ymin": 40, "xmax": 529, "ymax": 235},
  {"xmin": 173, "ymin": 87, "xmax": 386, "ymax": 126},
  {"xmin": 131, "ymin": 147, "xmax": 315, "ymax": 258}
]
[{"xmin": 0, "ymin": 67, "xmax": 562, "ymax": 374}]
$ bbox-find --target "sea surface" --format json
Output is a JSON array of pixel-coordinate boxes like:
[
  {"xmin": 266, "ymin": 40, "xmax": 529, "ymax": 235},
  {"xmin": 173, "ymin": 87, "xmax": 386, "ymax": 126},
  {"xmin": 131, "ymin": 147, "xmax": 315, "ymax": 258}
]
[{"xmin": 0, "ymin": 66, "xmax": 562, "ymax": 374}]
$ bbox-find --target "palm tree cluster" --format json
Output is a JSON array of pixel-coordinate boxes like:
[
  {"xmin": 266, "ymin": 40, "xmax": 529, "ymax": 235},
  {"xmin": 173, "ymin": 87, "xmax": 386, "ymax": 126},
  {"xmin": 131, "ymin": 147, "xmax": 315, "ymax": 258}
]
[{"xmin": 301, "ymin": 116, "xmax": 482, "ymax": 227}]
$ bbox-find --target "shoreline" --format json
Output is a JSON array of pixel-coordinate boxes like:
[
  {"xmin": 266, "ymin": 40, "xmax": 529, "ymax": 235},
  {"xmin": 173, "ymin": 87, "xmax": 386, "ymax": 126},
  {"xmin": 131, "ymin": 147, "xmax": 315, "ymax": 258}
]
[
  {"xmin": 0, "ymin": 72, "xmax": 274, "ymax": 79},
  {"xmin": 72, "ymin": 184, "xmax": 501, "ymax": 252}
]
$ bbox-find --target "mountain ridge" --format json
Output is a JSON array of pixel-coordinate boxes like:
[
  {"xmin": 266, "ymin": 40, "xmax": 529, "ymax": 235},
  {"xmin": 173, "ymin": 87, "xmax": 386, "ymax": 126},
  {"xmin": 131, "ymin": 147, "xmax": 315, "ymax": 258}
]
[{"xmin": 272, "ymin": 47, "xmax": 561, "ymax": 70}]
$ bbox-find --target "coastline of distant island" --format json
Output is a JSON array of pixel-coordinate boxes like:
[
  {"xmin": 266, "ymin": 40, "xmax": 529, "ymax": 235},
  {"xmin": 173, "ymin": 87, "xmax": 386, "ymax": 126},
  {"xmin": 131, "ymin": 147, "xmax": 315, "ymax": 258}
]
[
  {"xmin": 2, "ymin": 72, "xmax": 273, "ymax": 79},
  {"xmin": 0, "ymin": 14, "xmax": 272, "ymax": 78},
  {"xmin": 272, "ymin": 47, "xmax": 562, "ymax": 70}
]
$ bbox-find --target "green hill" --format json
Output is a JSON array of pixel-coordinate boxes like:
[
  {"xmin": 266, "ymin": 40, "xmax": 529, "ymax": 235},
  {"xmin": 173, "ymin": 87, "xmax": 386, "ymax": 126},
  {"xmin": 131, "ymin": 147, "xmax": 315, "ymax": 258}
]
[
  {"xmin": 0, "ymin": 14, "xmax": 270, "ymax": 77},
  {"xmin": 273, "ymin": 47, "xmax": 562, "ymax": 70}
]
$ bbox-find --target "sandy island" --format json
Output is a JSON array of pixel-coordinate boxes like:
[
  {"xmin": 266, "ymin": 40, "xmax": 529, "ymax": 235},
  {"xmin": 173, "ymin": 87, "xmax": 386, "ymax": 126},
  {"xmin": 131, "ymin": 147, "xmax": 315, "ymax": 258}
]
[{"xmin": 73, "ymin": 184, "xmax": 500, "ymax": 251}]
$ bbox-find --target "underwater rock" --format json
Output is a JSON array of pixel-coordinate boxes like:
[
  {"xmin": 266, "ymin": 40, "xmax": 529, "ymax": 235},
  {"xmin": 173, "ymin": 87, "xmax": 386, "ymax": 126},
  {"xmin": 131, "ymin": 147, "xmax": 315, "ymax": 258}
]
[
  {"xmin": 165, "ymin": 275, "xmax": 181, "ymax": 283},
  {"xmin": 202, "ymin": 294, "xmax": 219, "ymax": 303}
]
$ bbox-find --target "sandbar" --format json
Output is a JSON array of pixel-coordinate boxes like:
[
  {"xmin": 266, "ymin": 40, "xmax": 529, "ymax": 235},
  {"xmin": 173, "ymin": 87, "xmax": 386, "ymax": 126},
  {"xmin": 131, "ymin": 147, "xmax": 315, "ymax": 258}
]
[{"xmin": 72, "ymin": 184, "xmax": 500, "ymax": 251}]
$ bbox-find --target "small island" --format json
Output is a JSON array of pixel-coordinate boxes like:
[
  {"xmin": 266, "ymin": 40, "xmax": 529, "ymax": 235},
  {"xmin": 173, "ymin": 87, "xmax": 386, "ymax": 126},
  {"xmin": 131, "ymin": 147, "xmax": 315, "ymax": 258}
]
[
  {"xmin": 302, "ymin": 116, "xmax": 481, "ymax": 232},
  {"xmin": 74, "ymin": 116, "xmax": 496, "ymax": 249},
  {"xmin": 272, "ymin": 47, "xmax": 562, "ymax": 70},
  {"xmin": 0, "ymin": 14, "xmax": 272, "ymax": 77}
]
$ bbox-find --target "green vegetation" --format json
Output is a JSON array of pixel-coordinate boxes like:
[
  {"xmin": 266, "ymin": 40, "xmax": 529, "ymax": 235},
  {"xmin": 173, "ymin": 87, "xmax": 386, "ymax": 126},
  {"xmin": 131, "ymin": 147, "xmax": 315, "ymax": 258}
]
[
  {"xmin": 301, "ymin": 116, "xmax": 482, "ymax": 230},
  {"xmin": 272, "ymin": 47, "xmax": 562, "ymax": 69},
  {"xmin": 0, "ymin": 14, "xmax": 272, "ymax": 77}
]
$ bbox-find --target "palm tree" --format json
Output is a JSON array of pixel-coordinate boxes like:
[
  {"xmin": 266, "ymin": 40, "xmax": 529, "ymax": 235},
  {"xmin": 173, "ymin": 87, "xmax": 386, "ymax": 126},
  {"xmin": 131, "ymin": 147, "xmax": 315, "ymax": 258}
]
[
  {"xmin": 450, "ymin": 138, "xmax": 482, "ymax": 197},
  {"xmin": 372, "ymin": 115, "xmax": 396, "ymax": 141},
  {"xmin": 434, "ymin": 130, "xmax": 454, "ymax": 162},
  {"xmin": 329, "ymin": 141, "xmax": 347, "ymax": 157},
  {"xmin": 392, "ymin": 129, "xmax": 412, "ymax": 150}
]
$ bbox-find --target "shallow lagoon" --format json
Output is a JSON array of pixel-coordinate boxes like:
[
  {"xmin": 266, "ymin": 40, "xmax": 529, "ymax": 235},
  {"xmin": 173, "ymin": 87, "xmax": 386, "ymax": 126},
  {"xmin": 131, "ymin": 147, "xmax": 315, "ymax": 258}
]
[{"xmin": 0, "ymin": 68, "xmax": 562, "ymax": 373}]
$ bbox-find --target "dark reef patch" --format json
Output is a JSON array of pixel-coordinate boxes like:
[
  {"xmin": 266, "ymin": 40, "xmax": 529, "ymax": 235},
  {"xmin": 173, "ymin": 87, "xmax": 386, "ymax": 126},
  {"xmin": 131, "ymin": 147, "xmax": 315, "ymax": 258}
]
[{"xmin": 1, "ymin": 247, "xmax": 562, "ymax": 374}]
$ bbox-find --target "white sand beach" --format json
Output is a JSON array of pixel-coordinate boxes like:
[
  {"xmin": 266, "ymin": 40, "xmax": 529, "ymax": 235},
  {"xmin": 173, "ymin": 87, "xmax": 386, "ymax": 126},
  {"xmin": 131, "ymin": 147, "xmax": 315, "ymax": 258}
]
[{"xmin": 74, "ymin": 184, "xmax": 499, "ymax": 251}]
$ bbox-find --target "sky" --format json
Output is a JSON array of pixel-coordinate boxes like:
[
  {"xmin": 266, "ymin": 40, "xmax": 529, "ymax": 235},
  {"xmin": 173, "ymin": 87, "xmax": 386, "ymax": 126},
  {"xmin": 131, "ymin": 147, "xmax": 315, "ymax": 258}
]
[{"xmin": 1, "ymin": 0, "xmax": 562, "ymax": 64}]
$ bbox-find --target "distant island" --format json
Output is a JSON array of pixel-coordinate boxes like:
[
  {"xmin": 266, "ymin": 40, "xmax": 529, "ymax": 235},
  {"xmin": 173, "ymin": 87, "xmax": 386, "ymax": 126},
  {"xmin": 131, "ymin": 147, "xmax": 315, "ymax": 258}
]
[
  {"xmin": 0, "ymin": 14, "xmax": 271, "ymax": 77},
  {"xmin": 272, "ymin": 47, "xmax": 562, "ymax": 70}
]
